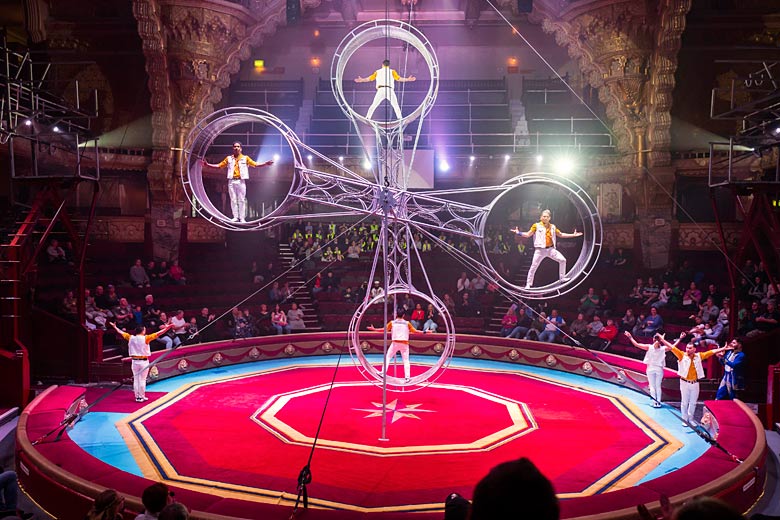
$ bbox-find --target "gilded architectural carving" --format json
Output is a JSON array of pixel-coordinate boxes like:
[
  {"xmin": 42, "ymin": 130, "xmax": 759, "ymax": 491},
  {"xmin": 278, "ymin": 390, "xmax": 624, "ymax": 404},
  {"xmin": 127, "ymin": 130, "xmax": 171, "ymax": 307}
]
[
  {"xmin": 186, "ymin": 217, "xmax": 227, "ymax": 243},
  {"xmin": 678, "ymin": 223, "xmax": 740, "ymax": 251},
  {"xmin": 602, "ymin": 223, "xmax": 634, "ymax": 249}
]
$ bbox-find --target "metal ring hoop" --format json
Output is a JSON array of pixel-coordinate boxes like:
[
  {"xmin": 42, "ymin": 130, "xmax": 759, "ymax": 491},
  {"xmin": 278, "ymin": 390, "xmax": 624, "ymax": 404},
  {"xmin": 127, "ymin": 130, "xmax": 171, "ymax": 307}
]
[
  {"xmin": 181, "ymin": 107, "xmax": 304, "ymax": 231},
  {"xmin": 479, "ymin": 172, "xmax": 602, "ymax": 300},
  {"xmin": 331, "ymin": 19, "xmax": 439, "ymax": 130},
  {"xmin": 348, "ymin": 287, "xmax": 455, "ymax": 390}
]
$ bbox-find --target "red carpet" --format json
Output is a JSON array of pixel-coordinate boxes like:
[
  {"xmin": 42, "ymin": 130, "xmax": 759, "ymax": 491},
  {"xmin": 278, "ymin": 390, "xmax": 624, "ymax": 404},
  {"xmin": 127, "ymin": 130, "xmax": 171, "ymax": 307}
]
[{"xmin": 118, "ymin": 364, "xmax": 678, "ymax": 512}]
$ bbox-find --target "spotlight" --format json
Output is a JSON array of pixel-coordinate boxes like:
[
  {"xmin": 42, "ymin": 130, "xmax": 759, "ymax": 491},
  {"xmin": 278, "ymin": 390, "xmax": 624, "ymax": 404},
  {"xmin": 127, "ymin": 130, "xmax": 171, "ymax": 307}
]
[
  {"xmin": 504, "ymin": 154, "xmax": 510, "ymax": 161},
  {"xmin": 307, "ymin": 154, "xmax": 313, "ymax": 161},
  {"xmin": 24, "ymin": 119, "xmax": 32, "ymax": 126},
  {"xmin": 553, "ymin": 156, "xmax": 576, "ymax": 175},
  {"xmin": 469, "ymin": 155, "xmax": 475, "ymax": 163},
  {"xmin": 536, "ymin": 154, "xmax": 543, "ymax": 164},
  {"xmin": 338, "ymin": 156, "xmax": 344, "ymax": 162},
  {"xmin": 272, "ymin": 153, "xmax": 280, "ymax": 161},
  {"xmin": 53, "ymin": 126, "xmax": 61, "ymax": 133},
  {"xmin": 362, "ymin": 157, "xmax": 372, "ymax": 170},
  {"xmin": 439, "ymin": 159, "xmax": 450, "ymax": 172}
]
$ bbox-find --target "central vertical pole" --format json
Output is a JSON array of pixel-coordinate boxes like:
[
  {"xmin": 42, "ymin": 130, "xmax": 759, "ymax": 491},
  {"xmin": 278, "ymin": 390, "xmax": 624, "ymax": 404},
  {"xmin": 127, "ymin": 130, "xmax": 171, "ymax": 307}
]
[{"xmin": 379, "ymin": 187, "xmax": 390, "ymax": 442}]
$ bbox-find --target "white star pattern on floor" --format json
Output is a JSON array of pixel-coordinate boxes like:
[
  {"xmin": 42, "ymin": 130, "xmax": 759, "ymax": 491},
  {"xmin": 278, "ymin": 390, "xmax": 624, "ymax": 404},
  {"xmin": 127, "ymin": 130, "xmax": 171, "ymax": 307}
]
[{"xmin": 353, "ymin": 399, "xmax": 436, "ymax": 423}]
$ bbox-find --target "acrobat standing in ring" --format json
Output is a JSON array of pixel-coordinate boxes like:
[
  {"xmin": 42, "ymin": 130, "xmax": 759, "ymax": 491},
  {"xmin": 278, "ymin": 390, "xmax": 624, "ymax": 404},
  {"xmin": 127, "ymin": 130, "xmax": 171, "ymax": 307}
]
[
  {"xmin": 511, "ymin": 209, "xmax": 582, "ymax": 288},
  {"xmin": 355, "ymin": 60, "xmax": 416, "ymax": 121}
]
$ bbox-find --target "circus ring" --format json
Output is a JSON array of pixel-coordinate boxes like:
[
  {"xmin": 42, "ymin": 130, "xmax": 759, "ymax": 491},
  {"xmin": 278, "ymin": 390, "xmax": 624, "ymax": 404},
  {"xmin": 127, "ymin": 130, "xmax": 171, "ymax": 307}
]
[{"xmin": 16, "ymin": 334, "xmax": 766, "ymax": 520}]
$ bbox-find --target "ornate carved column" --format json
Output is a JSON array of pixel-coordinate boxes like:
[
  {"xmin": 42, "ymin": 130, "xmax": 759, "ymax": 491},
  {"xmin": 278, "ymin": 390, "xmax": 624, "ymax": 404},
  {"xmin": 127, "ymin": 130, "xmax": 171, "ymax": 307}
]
[{"xmin": 132, "ymin": 0, "xmax": 287, "ymax": 259}]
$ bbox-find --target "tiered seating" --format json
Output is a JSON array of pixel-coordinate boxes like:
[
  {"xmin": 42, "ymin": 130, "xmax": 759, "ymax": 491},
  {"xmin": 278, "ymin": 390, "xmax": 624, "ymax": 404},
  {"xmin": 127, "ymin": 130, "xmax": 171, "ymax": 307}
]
[
  {"xmin": 522, "ymin": 77, "xmax": 614, "ymax": 150},
  {"xmin": 306, "ymin": 78, "xmax": 513, "ymax": 156}
]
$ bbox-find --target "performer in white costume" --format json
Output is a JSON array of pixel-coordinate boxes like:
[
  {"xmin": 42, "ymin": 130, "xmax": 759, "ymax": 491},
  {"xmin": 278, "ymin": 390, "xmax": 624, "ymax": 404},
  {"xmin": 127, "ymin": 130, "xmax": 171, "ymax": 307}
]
[
  {"xmin": 511, "ymin": 209, "xmax": 583, "ymax": 288},
  {"xmin": 355, "ymin": 60, "xmax": 416, "ymax": 121},
  {"xmin": 203, "ymin": 141, "xmax": 273, "ymax": 223},
  {"xmin": 368, "ymin": 310, "xmax": 427, "ymax": 381},
  {"xmin": 110, "ymin": 321, "xmax": 173, "ymax": 402},
  {"xmin": 624, "ymin": 331, "xmax": 672, "ymax": 408},
  {"xmin": 659, "ymin": 333, "xmax": 733, "ymax": 426}
]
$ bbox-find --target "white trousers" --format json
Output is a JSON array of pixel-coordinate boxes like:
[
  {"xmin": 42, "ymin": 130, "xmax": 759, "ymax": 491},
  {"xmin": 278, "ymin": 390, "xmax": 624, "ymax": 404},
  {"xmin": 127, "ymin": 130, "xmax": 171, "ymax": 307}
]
[
  {"xmin": 367, "ymin": 88, "xmax": 402, "ymax": 121},
  {"xmin": 679, "ymin": 380, "xmax": 700, "ymax": 422},
  {"xmin": 132, "ymin": 359, "xmax": 150, "ymax": 399},
  {"xmin": 646, "ymin": 367, "xmax": 664, "ymax": 402},
  {"xmin": 228, "ymin": 179, "xmax": 247, "ymax": 220},
  {"xmin": 526, "ymin": 247, "xmax": 567, "ymax": 287},
  {"xmin": 383, "ymin": 341, "xmax": 411, "ymax": 379}
]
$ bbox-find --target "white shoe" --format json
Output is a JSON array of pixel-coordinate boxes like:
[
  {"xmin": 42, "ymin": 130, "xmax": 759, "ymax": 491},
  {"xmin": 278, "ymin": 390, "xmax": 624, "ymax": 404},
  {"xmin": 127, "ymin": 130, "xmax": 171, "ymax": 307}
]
[
  {"xmin": 404, "ymin": 377, "xmax": 411, "ymax": 383},
  {"xmin": 142, "ymin": 396, "xmax": 149, "ymax": 401},
  {"xmin": 135, "ymin": 397, "xmax": 144, "ymax": 403},
  {"xmin": 561, "ymin": 276, "xmax": 571, "ymax": 282},
  {"xmin": 525, "ymin": 284, "xmax": 531, "ymax": 289},
  {"xmin": 231, "ymin": 217, "xmax": 238, "ymax": 222},
  {"xmin": 239, "ymin": 218, "xmax": 246, "ymax": 223}
]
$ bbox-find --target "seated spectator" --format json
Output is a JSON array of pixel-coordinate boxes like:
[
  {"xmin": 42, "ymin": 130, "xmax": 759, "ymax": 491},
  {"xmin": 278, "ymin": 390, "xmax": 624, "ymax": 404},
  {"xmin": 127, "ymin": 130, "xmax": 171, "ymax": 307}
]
[
  {"xmin": 641, "ymin": 276, "xmax": 660, "ymax": 306},
  {"xmin": 171, "ymin": 310, "xmax": 188, "ymax": 343},
  {"xmin": 668, "ymin": 279, "xmax": 683, "ymax": 308},
  {"xmin": 652, "ymin": 282, "xmax": 671, "ymax": 309},
  {"xmin": 587, "ymin": 318, "xmax": 618, "ymax": 350},
  {"xmin": 619, "ymin": 308, "xmax": 636, "ymax": 332},
  {"xmin": 524, "ymin": 312, "xmax": 546, "ymax": 341},
  {"xmin": 130, "ymin": 259, "xmax": 150, "ymax": 288},
  {"xmin": 186, "ymin": 317, "xmax": 198, "ymax": 338},
  {"xmin": 586, "ymin": 314, "xmax": 604, "ymax": 340},
  {"xmin": 410, "ymin": 303, "xmax": 425, "ymax": 330},
  {"xmin": 346, "ymin": 241, "xmax": 362, "ymax": 260},
  {"xmin": 598, "ymin": 288, "xmax": 615, "ymax": 317},
  {"xmin": 401, "ymin": 294, "xmax": 416, "ymax": 314},
  {"xmin": 471, "ymin": 274, "xmax": 486, "ymax": 294},
  {"xmin": 46, "ymin": 238, "xmax": 67, "ymax": 263},
  {"xmin": 458, "ymin": 292, "xmax": 480, "ymax": 317},
  {"xmin": 132, "ymin": 305, "xmax": 143, "ymax": 327},
  {"xmin": 577, "ymin": 287, "xmax": 599, "ymax": 316},
  {"xmin": 84, "ymin": 288, "xmax": 109, "ymax": 329},
  {"xmin": 423, "ymin": 304, "xmax": 439, "ymax": 332},
  {"xmin": 147, "ymin": 260, "xmax": 161, "ymax": 286},
  {"xmin": 112, "ymin": 298, "xmax": 134, "ymax": 330},
  {"xmin": 156, "ymin": 313, "xmax": 181, "ymax": 350},
  {"xmin": 254, "ymin": 304, "xmax": 271, "ymax": 336},
  {"xmin": 697, "ymin": 296, "xmax": 719, "ymax": 323},
  {"xmin": 670, "ymin": 496, "xmax": 744, "ymax": 520},
  {"xmin": 93, "ymin": 285, "xmax": 111, "ymax": 311},
  {"xmin": 370, "ymin": 280, "xmax": 385, "ymax": 302},
  {"xmin": 268, "ymin": 281, "xmax": 283, "ymax": 304},
  {"xmin": 569, "ymin": 313, "xmax": 588, "ymax": 343},
  {"xmin": 104, "ymin": 285, "xmax": 121, "ymax": 309},
  {"xmin": 612, "ymin": 248, "xmax": 628, "ymax": 267},
  {"xmin": 470, "ymin": 457, "xmax": 559, "ymax": 520},
  {"xmin": 636, "ymin": 307, "xmax": 663, "ymax": 338},
  {"xmin": 231, "ymin": 308, "xmax": 251, "ymax": 339},
  {"xmin": 84, "ymin": 488, "xmax": 125, "ymax": 520},
  {"xmin": 499, "ymin": 308, "xmax": 518, "ymax": 337},
  {"xmin": 682, "ymin": 281, "xmax": 702, "ymax": 310},
  {"xmin": 311, "ymin": 273, "xmax": 323, "ymax": 294},
  {"xmin": 748, "ymin": 276, "xmax": 766, "ymax": 301},
  {"xmin": 456, "ymin": 272, "xmax": 470, "ymax": 294},
  {"xmin": 195, "ymin": 307, "xmax": 216, "ymax": 342},
  {"xmin": 442, "ymin": 293, "xmax": 456, "ymax": 315},
  {"xmin": 507, "ymin": 307, "xmax": 533, "ymax": 339},
  {"xmin": 61, "ymin": 289, "xmax": 78, "ymax": 318},
  {"xmin": 627, "ymin": 278, "xmax": 644, "ymax": 304},
  {"xmin": 754, "ymin": 300, "xmax": 779, "ymax": 334},
  {"xmin": 705, "ymin": 283, "xmax": 723, "ymax": 307},
  {"xmin": 0, "ymin": 468, "xmax": 33, "ymax": 519},
  {"xmin": 158, "ymin": 502, "xmax": 189, "ymax": 520},
  {"xmin": 136, "ymin": 482, "xmax": 173, "ymax": 520},
  {"xmin": 169, "ymin": 260, "xmax": 186, "ymax": 285},
  {"xmin": 287, "ymin": 303, "xmax": 306, "ymax": 331},
  {"xmin": 271, "ymin": 304, "xmax": 291, "ymax": 334},
  {"xmin": 443, "ymin": 492, "xmax": 470, "ymax": 520},
  {"xmin": 323, "ymin": 271, "xmax": 339, "ymax": 293},
  {"xmin": 539, "ymin": 309, "xmax": 565, "ymax": 344},
  {"xmin": 343, "ymin": 286, "xmax": 356, "ymax": 303},
  {"xmin": 142, "ymin": 294, "xmax": 162, "ymax": 330},
  {"xmin": 763, "ymin": 281, "xmax": 778, "ymax": 305},
  {"xmin": 700, "ymin": 317, "xmax": 724, "ymax": 343},
  {"xmin": 156, "ymin": 261, "xmax": 171, "ymax": 285}
]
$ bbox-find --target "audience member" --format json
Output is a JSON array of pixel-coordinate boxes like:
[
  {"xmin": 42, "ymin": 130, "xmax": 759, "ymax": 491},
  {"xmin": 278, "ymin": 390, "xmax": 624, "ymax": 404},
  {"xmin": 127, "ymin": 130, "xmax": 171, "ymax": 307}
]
[
  {"xmin": 423, "ymin": 304, "xmax": 439, "ymax": 332},
  {"xmin": 195, "ymin": 307, "xmax": 216, "ymax": 342},
  {"xmin": 500, "ymin": 308, "xmax": 518, "ymax": 337},
  {"xmin": 672, "ymin": 496, "xmax": 744, "ymax": 520},
  {"xmin": 470, "ymin": 457, "xmax": 559, "ymax": 520},
  {"xmin": 271, "ymin": 304, "xmax": 291, "ymax": 334},
  {"xmin": 46, "ymin": 239, "xmax": 67, "ymax": 263},
  {"xmin": 61, "ymin": 289, "xmax": 78, "ymax": 318},
  {"xmin": 84, "ymin": 488, "xmax": 125, "ymax": 520},
  {"xmin": 157, "ymin": 502, "xmax": 189, "ymax": 520},
  {"xmin": 539, "ymin": 309, "xmax": 565, "ymax": 343},
  {"xmin": 156, "ymin": 261, "xmax": 171, "ymax": 285},
  {"xmin": 636, "ymin": 307, "xmax": 663, "ymax": 338},
  {"xmin": 443, "ymin": 493, "xmax": 470, "ymax": 520},
  {"xmin": 142, "ymin": 294, "xmax": 162, "ymax": 330},
  {"xmin": 587, "ymin": 317, "xmax": 618, "ymax": 350},
  {"xmin": 255, "ymin": 304, "xmax": 272, "ymax": 335},
  {"xmin": 113, "ymin": 298, "xmax": 134, "ymax": 330},
  {"xmin": 652, "ymin": 282, "xmax": 671, "ymax": 309},
  {"xmin": 0, "ymin": 469, "xmax": 32, "ymax": 519},
  {"xmin": 569, "ymin": 313, "xmax": 588, "ymax": 343},
  {"xmin": 627, "ymin": 278, "xmax": 644, "ymax": 304},
  {"xmin": 682, "ymin": 282, "xmax": 702, "ymax": 310},
  {"xmin": 578, "ymin": 287, "xmax": 599, "ymax": 317},
  {"xmin": 507, "ymin": 307, "xmax": 533, "ymax": 339},
  {"xmin": 287, "ymin": 303, "xmax": 305, "ymax": 331},
  {"xmin": 169, "ymin": 260, "xmax": 186, "ymax": 285},
  {"xmin": 410, "ymin": 303, "xmax": 425, "ymax": 330},
  {"xmin": 156, "ymin": 313, "xmax": 181, "ymax": 350},
  {"xmin": 170, "ymin": 310, "xmax": 188, "ymax": 343},
  {"xmin": 135, "ymin": 482, "xmax": 173, "ymax": 520},
  {"xmin": 619, "ymin": 308, "xmax": 636, "ymax": 332},
  {"xmin": 642, "ymin": 277, "xmax": 660, "ymax": 306}
]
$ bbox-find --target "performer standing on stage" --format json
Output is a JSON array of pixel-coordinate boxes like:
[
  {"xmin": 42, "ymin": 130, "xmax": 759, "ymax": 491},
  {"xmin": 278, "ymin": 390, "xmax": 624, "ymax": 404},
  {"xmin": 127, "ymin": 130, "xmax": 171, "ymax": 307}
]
[
  {"xmin": 355, "ymin": 60, "xmax": 416, "ymax": 121},
  {"xmin": 110, "ymin": 321, "xmax": 173, "ymax": 402},
  {"xmin": 511, "ymin": 209, "xmax": 582, "ymax": 288},
  {"xmin": 368, "ymin": 310, "xmax": 427, "ymax": 381},
  {"xmin": 658, "ymin": 333, "xmax": 733, "ymax": 426},
  {"xmin": 624, "ymin": 331, "xmax": 672, "ymax": 408},
  {"xmin": 202, "ymin": 141, "xmax": 273, "ymax": 223},
  {"xmin": 716, "ymin": 339, "xmax": 745, "ymax": 400}
]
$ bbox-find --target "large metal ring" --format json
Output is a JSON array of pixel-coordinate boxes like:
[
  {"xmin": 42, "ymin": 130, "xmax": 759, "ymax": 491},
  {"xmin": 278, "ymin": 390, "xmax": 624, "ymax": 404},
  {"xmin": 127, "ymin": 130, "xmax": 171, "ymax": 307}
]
[
  {"xmin": 348, "ymin": 286, "xmax": 455, "ymax": 389},
  {"xmin": 181, "ymin": 107, "xmax": 304, "ymax": 231},
  {"xmin": 331, "ymin": 19, "xmax": 439, "ymax": 130}
]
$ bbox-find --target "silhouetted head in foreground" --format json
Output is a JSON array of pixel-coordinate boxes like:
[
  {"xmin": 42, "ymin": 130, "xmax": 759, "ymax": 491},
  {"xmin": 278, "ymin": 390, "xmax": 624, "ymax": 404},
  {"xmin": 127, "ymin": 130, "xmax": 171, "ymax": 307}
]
[{"xmin": 470, "ymin": 457, "xmax": 559, "ymax": 520}]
